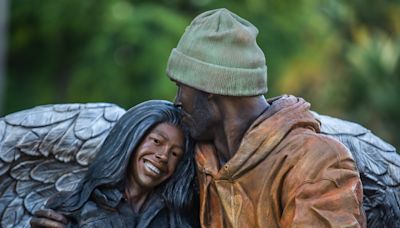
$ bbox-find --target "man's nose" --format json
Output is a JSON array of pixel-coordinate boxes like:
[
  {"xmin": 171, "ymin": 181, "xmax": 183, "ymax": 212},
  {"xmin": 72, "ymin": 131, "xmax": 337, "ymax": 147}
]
[
  {"xmin": 173, "ymin": 95, "xmax": 182, "ymax": 109},
  {"xmin": 174, "ymin": 86, "xmax": 182, "ymax": 108},
  {"xmin": 174, "ymin": 101, "xmax": 182, "ymax": 109}
]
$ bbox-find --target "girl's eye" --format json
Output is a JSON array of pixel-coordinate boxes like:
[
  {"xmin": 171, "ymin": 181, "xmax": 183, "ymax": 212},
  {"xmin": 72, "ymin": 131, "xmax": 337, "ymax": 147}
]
[
  {"xmin": 153, "ymin": 138, "xmax": 160, "ymax": 144},
  {"xmin": 172, "ymin": 152, "xmax": 177, "ymax": 157}
]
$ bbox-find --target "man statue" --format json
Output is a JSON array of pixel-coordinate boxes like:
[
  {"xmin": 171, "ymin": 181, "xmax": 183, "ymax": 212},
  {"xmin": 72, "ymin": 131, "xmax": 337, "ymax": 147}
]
[{"xmin": 167, "ymin": 8, "xmax": 366, "ymax": 227}]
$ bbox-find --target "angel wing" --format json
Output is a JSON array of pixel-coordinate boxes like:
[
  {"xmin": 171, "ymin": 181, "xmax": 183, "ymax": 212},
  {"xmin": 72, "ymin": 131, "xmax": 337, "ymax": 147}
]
[
  {"xmin": 2, "ymin": 103, "xmax": 398, "ymax": 227},
  {"xmin": 0, "ymin": 103, "xmax": 126, "ymax": 228},
  {"xmin": 313, "ymin": 112, "xmax": 400, "ymax": 228}
]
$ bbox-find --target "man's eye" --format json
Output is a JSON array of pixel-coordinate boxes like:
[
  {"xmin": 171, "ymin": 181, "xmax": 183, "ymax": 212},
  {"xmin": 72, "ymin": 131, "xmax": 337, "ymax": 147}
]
[{"xmin": 172, "ymin": 152, "xmax": 178, "ymax": 157}]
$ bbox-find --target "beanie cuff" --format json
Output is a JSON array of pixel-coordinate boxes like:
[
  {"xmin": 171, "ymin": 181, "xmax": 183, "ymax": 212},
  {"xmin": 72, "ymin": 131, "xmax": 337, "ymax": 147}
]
[{"xmin": 167, "ymin": 49, "xmax": 267, "ymax": 96}]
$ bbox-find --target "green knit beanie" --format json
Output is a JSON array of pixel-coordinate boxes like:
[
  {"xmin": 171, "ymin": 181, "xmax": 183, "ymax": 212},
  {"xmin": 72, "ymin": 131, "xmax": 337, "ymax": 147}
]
[{"xmin": 166, "ymin": 8, "xmax": 267, "ymax": 96}]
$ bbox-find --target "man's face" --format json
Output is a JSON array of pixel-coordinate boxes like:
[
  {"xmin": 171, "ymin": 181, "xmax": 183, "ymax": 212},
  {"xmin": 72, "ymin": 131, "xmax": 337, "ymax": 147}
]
[
  {"xmin": 131, "ymin": 122, "xmax": 184, "ymax": 190},
  {"xmin": 174, "ymin": 83, "xmax": 215, "ymax": 141}
]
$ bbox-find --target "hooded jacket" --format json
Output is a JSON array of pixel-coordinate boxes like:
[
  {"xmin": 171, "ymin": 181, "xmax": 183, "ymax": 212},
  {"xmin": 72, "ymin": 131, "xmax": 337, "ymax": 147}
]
[{"xmin": 195, "ymin": 96, "xmax": 366, "ymax": 227}]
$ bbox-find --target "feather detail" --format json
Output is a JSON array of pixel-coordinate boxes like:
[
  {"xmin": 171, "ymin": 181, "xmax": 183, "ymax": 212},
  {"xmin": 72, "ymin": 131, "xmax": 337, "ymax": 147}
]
[
  {"xmin": 314, "ymin": 112, "xmax": 400, "ymax": 227},
  {"xmin": 0, "ymin": 103, "xmax": 126, "ymax": 228}
]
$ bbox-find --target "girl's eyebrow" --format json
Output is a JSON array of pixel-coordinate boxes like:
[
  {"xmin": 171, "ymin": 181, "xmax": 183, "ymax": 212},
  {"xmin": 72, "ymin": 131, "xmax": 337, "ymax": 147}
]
[
  {"xmin": 151, "ymin": 129, "xmax": 168, "ymax": 140},
  {"xmin": 152, "ymin": 129, "xmax": 184, "ymax": 151}
]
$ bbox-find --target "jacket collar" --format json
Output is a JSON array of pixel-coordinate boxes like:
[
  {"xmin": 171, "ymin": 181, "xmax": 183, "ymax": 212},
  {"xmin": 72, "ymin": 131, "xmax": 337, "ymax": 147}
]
[{"xmin": 196, "ymin": 95, "xmax": 320, "ymax": 180}]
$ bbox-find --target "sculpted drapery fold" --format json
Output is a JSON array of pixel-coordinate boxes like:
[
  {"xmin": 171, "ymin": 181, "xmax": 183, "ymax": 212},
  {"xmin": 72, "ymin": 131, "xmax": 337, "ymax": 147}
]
[{"xmin": 195, "ymin": 96, "xmax": 365, "ymax": 228}]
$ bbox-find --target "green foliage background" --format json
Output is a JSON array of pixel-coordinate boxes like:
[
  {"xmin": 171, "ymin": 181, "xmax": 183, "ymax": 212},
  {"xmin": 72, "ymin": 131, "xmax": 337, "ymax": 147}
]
[{"xmin": 4, "ymin": 0, "xmax": 400, "ymax": 148}]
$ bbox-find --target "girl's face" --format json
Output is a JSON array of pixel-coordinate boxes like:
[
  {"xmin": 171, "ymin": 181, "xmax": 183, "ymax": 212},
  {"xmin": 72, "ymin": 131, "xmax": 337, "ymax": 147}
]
[{"xmin": 130, "ymin": 122, "xmax": 184, "ymax": 190}]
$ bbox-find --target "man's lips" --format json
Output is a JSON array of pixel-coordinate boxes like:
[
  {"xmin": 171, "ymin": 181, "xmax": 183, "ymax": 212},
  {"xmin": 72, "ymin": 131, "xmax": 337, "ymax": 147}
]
[
  {"xmin": 180, "ymin": 109, "xmax": 190, "ymax": 118},
  {"xmin": 180, "ymin": 111, "xmax": 191, "ymax": 125}
]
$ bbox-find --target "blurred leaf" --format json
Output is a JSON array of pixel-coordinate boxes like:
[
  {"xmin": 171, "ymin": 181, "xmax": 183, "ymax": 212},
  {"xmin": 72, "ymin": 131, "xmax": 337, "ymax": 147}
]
[{"xmin": 5, "ymin": 0, "xmax": 400, "ymax": 148}]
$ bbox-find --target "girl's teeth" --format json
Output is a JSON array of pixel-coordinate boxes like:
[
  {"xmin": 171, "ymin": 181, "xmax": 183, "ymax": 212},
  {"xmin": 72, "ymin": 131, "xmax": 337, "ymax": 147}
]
[{"xmin": 145, "ymin": 162, "xmax": 160, "ymax": 174}]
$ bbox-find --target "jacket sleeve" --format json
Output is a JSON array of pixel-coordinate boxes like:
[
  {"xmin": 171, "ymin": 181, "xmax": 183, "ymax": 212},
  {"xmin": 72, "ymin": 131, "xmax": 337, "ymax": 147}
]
[{"xmin": 280, "ymin": 133, "xmax": 366, "ymax": 228}]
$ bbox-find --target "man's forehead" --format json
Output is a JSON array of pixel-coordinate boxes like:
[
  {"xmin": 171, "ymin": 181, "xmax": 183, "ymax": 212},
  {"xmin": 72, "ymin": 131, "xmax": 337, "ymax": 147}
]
[{"xmin": 170, "ymin": 80, "xmax": 206, "ymax": 95}]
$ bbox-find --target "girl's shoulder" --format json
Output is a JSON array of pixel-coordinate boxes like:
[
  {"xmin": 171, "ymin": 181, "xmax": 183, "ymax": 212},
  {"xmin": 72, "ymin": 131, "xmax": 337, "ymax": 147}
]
[{"xmin": 75, "ymin": 200, "xmax": 138, "ymax": 227}]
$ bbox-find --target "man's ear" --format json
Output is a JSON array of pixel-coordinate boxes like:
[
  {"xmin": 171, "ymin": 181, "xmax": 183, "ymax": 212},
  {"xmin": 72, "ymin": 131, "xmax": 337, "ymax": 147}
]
[{"xmin": 205, "ymin": 93, "xmax": 220, "ymax": 120}]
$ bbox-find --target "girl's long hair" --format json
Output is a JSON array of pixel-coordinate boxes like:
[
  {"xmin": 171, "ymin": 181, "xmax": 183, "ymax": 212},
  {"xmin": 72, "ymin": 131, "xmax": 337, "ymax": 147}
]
[{"xmin": 46, "ymin": 100, "xmax": 196, "ymax": 226}]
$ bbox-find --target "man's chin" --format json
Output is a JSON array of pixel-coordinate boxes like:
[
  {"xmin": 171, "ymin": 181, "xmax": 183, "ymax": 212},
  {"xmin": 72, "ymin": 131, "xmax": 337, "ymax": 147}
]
[
  {"xmin": 189, "ymin": 129, "xmax": 211, "ymax": 141},
  {"xmin": 189, "ymin": 130, "xmax": 202, "ymax": 140}
]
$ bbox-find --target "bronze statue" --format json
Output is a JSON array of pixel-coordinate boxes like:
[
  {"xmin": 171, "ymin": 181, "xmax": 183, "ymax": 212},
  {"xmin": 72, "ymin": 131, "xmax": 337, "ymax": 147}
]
[
  {"xmin": 166, "ymin": 8, "xmax": 399, "ymax": 227},
  {"xmin": 1, "ymin": 7, "xmax": 400, "ymax": 228},
  {"xmin": 0, "ymin": 103, "xmax": 399, "ymax": 227},
  {"xmin": 0, "ymin": 101, "xmax": 197, "ymax": 227},
  {"xmin": 313, "ymin": 112, "xmax": 400, "ymax": 227}
]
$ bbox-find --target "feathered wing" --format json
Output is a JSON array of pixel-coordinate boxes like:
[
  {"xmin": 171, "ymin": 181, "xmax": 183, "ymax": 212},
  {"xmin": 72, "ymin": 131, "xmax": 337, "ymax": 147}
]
[
  {"xmin": 3, "ymin": 104, "xmax": 397, "ymax": 227},
  {"xmin": 0, "ymin": 103, "xmax": 126, "ymax": 228},
  {"xmin": 313, "ymin": 112, "xmax": 400, "ymax": 228}
]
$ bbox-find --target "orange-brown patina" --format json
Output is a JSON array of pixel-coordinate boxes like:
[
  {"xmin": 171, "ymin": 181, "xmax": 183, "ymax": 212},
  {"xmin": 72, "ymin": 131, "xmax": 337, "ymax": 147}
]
[{"xmin": 196, "ymin": 97, "xmax": 366, "ymax": 228}]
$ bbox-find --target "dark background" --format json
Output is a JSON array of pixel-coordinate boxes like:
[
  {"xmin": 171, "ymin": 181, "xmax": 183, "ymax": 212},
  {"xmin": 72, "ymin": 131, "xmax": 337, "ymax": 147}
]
[{"xmin": 1, "ymin": 0, "xmax": 399, "ymax": 148}]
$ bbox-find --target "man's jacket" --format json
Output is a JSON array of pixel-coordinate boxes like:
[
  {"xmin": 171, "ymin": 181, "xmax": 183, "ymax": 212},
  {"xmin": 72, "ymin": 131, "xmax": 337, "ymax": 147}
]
[{"xmin": 195, "ymin": 96, "xmax": 366, "ymax": 227}]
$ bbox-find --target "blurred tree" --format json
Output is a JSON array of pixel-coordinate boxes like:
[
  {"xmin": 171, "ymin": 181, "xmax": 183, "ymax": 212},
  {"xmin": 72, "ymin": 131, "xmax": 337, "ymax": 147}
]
[
  {"xmin": 0, "ymin": 0, "xmax": 8, "ymax": 114},
  {"xmin": 5, "ymin": 0, "xmax": 399, "ymax": 148},
  {"xmin": 319, "ymin": 0, "xmax": 400, "ymax": 146},
  {"xmin": 6, "ymin": 0, "xmax": 191, "ymax": 110}
]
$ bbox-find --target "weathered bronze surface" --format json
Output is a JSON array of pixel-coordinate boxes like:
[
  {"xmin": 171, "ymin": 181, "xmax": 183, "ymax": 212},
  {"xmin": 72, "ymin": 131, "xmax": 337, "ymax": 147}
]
[
  {"xmin": 0, "ymin": 100, "xmax": 398, "ymax": 227},
  {"xmin": 0, "ymin": 101, "xmax": 196, "ymax": 227}
]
